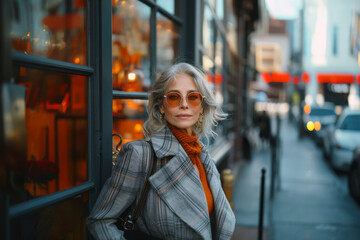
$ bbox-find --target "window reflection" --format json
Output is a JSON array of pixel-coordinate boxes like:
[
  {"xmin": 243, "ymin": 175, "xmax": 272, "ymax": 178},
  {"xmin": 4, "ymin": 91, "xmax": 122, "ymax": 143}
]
[
  {"xmin": 216, "ymin": 0, "xmax": 225, "ymax": 19},
  {"xmin": 10, "ymin": 0, "xmax": 87, "ymax": 65},
  {"xmin": 215, "ymin": 31, "xmax": 224, "ymax": 105},
  {"xmin": 203, "ymin": 54, "xmax": 214, "ymax": 72},
  {"xmin": 203, "ymin": 6, "xmax": 215, "ymax": 59},
  {"xmin": 112, "ymin": 0, "xmax": 151, "ymax": 91},
  {"xmin": 156, "ymin": 13, "xmax": 179, "ymax": 74},
  {"xmin": 157, "ymin": 0, "xmax": 176, "ymax": 15},
  {"xmin": 215, "ymin": 31, "xmax": 224, "ymax": 69},
  {"xmin": 112, "ymin": 99, "xmax": 147, "ymax": 163},
  {"xmin": 10, "ymin": 66, "xmax": 88, "ymax": 205},
  {"xmin": 11, "ymin": 193, "xmax": 88, "ymax": 240},
  {"xmin": 224, "ymin": 0, "xmax": 237, "ymax": 53},
  {"xmin": 208, "ymin": 0, "xmax": 217, "ymax": 9}
]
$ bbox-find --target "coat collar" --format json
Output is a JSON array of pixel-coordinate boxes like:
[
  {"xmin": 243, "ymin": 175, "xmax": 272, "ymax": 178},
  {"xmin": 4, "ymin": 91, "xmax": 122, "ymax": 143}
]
[{"xmin": 149, "ymin": 125, "xmax": 206, "ymax": 159}]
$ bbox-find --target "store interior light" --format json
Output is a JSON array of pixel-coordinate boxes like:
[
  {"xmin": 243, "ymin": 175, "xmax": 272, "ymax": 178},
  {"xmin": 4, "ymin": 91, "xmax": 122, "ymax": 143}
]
[
  {"xmin": 128, "ymin": 72, "xmax": 136, "ymax": 81},
  {"xmin": 134, "ymin": 123, "xmax": 142, "ymax": 133},
  {"xmin": 74, "ymin": 57, "xmax": 80, "ymax": 64}
]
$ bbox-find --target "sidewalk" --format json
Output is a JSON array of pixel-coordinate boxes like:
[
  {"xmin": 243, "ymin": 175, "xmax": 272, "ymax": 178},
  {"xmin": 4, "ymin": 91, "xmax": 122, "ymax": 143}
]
[
  {"xmin": 231, "ymin": 119, "xmax": 360, "ymax": 240},
  {"xmin": 231, "ymin": 141, "xmax": 272, "ymax": 240},
  {"xmin": 269, "ymin": 120, "xmax": 360, "ymax": 240}
]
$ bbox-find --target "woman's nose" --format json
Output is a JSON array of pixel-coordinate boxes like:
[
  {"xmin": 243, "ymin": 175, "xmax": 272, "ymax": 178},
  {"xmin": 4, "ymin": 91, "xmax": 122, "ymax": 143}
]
[{"xmin": 179, "ymin": 95, "xmax": 189, "ymax": 108}]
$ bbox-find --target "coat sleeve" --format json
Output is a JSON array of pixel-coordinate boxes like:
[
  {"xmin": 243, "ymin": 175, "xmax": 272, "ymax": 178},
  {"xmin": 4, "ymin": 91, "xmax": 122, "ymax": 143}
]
[{"xmin": 86, "ymin": 142, "xmax": 145, "ymax": 240}]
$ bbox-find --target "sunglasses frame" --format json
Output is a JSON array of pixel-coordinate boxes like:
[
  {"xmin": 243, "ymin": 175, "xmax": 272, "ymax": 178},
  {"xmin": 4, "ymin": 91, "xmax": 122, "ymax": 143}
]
[{"xmin": 163, "ymin": 92, "xmax": 205, "ymax": 107}]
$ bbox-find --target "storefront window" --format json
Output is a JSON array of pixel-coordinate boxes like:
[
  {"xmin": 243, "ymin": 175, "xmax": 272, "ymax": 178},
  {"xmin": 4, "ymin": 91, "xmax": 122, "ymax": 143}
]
[
  {"xmin": 112, "ymin": 0, "xmax": 151, "ymax": 91},
  {"xmin": 202, "ymin": 54, "xmax": 215, "ymax": 72},
  {"xmin": 216, "ymin": 0, "xmax": 224, "ymax": 20},
  {"xmin": 157, "ymin": 0, "xmax": 175, "ymax": 15},
  {"xmin": 208, "ymin": 0, "xmax": 217, "ymax": 9},
  {"xmin": 202, "ymin": 6, "xmax": 215, "ymax": 59},
  {"xmin": 215, "ymin": 31, "xmax": 224, "ymax": 105},
  {"xmin": 10, "ymin": 66, "xmax": 88, "ymax": 205},
  {"xmin": 10, "ymin": 0, "xmax": 87, "ymax": 65},
  {"xmin": 225, "ymin": 0, "xmax": 237, "ymax": 53},
  {"xmin": 112, "ymin": 99, "xmax": 147, "ymax": 162},
  {"xmin": 156, "ymin": 13, "xmax": 180, "ymax": 74},
  {"xmin": 215, "ymin": 31, "xmax": 224, "ymax": 70},
  {"xmin": 11, "ymin": 193, "xmax": 88, "ymax": 239}
]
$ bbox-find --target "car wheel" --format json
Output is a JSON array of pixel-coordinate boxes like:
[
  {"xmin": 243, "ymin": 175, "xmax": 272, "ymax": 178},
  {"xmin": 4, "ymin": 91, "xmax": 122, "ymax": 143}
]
[{"xmin": 348, "ymin": 162, "xmax": 360, "ymax": 205}]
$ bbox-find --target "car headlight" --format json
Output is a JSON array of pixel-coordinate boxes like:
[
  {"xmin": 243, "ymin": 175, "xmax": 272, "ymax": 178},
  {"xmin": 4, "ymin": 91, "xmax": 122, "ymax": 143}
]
[{"xmin": 307, "ymin": 121, "xmax": 314, "ymax": 131}]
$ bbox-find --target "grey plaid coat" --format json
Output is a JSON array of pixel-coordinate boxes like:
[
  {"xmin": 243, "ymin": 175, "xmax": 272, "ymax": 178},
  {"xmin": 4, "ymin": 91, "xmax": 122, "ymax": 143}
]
[{"xmin": 87, "ymin": 126, "xmax": 235, "ymax": 239}]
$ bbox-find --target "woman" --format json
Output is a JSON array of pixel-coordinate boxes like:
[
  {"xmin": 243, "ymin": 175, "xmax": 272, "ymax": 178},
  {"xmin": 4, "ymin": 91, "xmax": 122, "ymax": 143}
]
[{"xmin": 87, "ymin": 63, "xmax": 235, "ymax": 239}]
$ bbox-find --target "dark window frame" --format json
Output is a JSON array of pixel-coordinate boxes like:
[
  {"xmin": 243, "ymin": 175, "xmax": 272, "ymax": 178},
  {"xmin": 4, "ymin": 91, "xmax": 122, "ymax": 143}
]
[{"xmin": 7, "ymin": 0, "xmax": 99, "ymax": 225}]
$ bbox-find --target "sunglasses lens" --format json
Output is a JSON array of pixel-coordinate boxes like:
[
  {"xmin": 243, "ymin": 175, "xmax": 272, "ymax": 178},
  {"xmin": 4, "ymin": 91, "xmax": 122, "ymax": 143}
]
[
  {"xmin": 166, "ymin": 92, "xmax": 181, "ymax": 106},
  {"xmin": 187, "ymin": 92, "xmax": 202, "ymax": 106}
]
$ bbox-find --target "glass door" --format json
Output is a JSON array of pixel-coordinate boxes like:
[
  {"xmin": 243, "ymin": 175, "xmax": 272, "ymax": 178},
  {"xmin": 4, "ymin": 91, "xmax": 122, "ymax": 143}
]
[{"xmin": 2, "ymin": 0, "xmax": 93, "ymax": 239}]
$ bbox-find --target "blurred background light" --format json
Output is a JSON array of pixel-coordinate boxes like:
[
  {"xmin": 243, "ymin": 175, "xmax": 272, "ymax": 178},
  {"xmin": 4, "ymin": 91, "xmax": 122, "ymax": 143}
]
[
  {"xmin": 314, "ymin": 121, "xmax": 321, "ymax": 131},
  {"xmin": 307, "ymin": 121, "xmax": 314, "ymax": 131}
]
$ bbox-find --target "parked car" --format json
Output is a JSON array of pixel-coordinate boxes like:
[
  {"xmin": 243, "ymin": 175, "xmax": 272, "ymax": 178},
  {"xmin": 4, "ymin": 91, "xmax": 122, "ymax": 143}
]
[
  {"xmin": 348, "ymin": 145, "xmax": 360, "ymax": 205},
  {"xmin": 323, "ymin": 108, "xmax": 360, "ymax": 171},
  {"xmin": 300, "ymin": 102, "xmax": 337, "ymax": 146}
]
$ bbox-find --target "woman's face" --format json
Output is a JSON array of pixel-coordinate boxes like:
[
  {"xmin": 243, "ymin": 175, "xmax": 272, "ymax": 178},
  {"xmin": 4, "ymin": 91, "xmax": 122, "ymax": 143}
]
[{"xmin": 160, "ymin": 73, "xmax": 203, "ymax": 135}]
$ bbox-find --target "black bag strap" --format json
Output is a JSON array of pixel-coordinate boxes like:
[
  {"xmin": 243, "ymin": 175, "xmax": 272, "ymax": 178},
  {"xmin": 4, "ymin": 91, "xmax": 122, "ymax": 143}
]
[
  {"xmin": 131, "ymin": 141, "xmax": 156, "ymax": 221},
  {"xmin": 115, "ymin": 140, "xmax": 156, "ymax": 230}
]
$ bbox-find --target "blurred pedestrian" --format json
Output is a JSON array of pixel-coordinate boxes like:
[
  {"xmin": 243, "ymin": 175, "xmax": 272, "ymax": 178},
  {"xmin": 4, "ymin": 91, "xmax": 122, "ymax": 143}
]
[
  {"xmin": 259, "ymin": 110, "xmax": 271, "ymax": 148},
  {"xmin": 87, "ymin": 63, "xmax": 235, "ymax": 239}
]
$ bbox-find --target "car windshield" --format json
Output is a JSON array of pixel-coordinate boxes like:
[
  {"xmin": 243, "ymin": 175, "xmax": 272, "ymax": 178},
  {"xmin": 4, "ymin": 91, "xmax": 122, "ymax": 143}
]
[
  {"xmin": 340, "ymin": 115, "xmax": 360, "ymax": 131},
  {"xmin": 309, "ymin": 108, "xmax": 336, "ymax": 116}
]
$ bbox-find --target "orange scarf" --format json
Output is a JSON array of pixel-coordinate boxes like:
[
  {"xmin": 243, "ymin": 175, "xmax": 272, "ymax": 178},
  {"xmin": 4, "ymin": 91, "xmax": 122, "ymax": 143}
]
[{"xmin": 168, "ymin": 124, "xmax": 214, "ymax": 216}]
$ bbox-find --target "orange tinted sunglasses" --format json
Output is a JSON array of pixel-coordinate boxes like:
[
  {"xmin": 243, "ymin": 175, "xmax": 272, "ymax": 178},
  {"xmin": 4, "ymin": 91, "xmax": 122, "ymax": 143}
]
[{"xmin": 163, "ymin": 92, "xmax": 205, "ymax": 107}]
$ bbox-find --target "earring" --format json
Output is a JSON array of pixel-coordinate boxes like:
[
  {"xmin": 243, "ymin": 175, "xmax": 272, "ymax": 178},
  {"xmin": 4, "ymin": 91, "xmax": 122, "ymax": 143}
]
[
  {"xmin": 198, "ymin": 112, "xmax": 204, "ymax": 124},
  {"xmin": 195, "ymin": 112, "xmax": 204, "ymax": 131},
  {"xmin": 160, "ymin": 113, "xmax": 165, "ymax": 121}
]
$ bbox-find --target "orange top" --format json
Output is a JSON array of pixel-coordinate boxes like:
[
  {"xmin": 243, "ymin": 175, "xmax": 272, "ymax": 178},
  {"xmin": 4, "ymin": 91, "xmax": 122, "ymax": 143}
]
[{"xmin": 168, "ymin": 124, "xmax": 214, "ymax": 216}]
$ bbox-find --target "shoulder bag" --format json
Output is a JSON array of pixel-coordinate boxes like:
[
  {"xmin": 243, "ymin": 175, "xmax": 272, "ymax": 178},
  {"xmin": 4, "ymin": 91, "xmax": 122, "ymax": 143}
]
[{"xmin": 115, "ymin": 141, "xmax": 159, "ymax": 239}]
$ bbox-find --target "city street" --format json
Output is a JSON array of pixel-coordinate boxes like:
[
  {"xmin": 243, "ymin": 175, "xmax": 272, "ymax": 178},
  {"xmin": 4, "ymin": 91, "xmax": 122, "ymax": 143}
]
[
  {"xmin": 232, "ymin": 117, "xmax": 360, "ymax": 240},
  {"xmin": 2, "ymin": 0, "xmax": 359, "ymax": 238}
]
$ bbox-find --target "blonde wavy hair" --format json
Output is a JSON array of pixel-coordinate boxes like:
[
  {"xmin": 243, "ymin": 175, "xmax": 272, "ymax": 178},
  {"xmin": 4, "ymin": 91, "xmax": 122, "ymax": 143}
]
[{"xmin": 143, "ymin": 63, "xmax": 227, "ymax": 141}]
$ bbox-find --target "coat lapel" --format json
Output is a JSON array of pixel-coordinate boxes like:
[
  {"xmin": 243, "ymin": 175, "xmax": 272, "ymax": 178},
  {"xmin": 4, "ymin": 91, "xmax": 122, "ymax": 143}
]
[
  {"xmin": 149, "ymin": 126, "xmax": 212, "ymax": 239},
  {"xmin": 201, "ymin": 151, "xmax": 236, "ymax": 239}
]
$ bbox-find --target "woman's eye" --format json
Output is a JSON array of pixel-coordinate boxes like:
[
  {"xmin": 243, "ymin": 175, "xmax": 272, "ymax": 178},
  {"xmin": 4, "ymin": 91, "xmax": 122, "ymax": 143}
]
[
  {"xmin": 168, "ymin": 95, "xmax": 179, "ymax": 100},
  {"xmin": 188, "ymin": 95, "xmax": 198, "ymax": 100}
]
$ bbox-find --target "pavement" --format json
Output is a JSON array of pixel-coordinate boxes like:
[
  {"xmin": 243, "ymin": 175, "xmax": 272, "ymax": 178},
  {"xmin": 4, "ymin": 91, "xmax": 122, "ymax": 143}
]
[
  {"xmin": 230, "ymin": 118, "xmax": 360, "ymax": 240},
  {"xmin": 231, "ymin": 138, "xmax": 271, "ymax": 240}
]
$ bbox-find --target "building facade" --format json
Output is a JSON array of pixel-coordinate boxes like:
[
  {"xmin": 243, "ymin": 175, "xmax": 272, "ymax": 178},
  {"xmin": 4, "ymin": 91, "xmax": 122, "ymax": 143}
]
[{"xmin": 302, "ymin": 0, "xmax": 360, "ymax": 108}]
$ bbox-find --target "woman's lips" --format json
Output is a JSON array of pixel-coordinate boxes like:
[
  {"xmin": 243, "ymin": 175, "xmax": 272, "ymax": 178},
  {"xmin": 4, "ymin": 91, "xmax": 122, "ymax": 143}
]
[{"xmin": 176, "ymin": 114, "xmax": 192, "ymax": 119}]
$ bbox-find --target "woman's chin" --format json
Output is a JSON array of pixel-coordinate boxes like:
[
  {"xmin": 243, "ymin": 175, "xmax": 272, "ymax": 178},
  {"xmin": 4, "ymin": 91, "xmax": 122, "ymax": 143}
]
[{"xmin": 167, "ymin": 122, "xmax": 194, "ymax": 131}]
